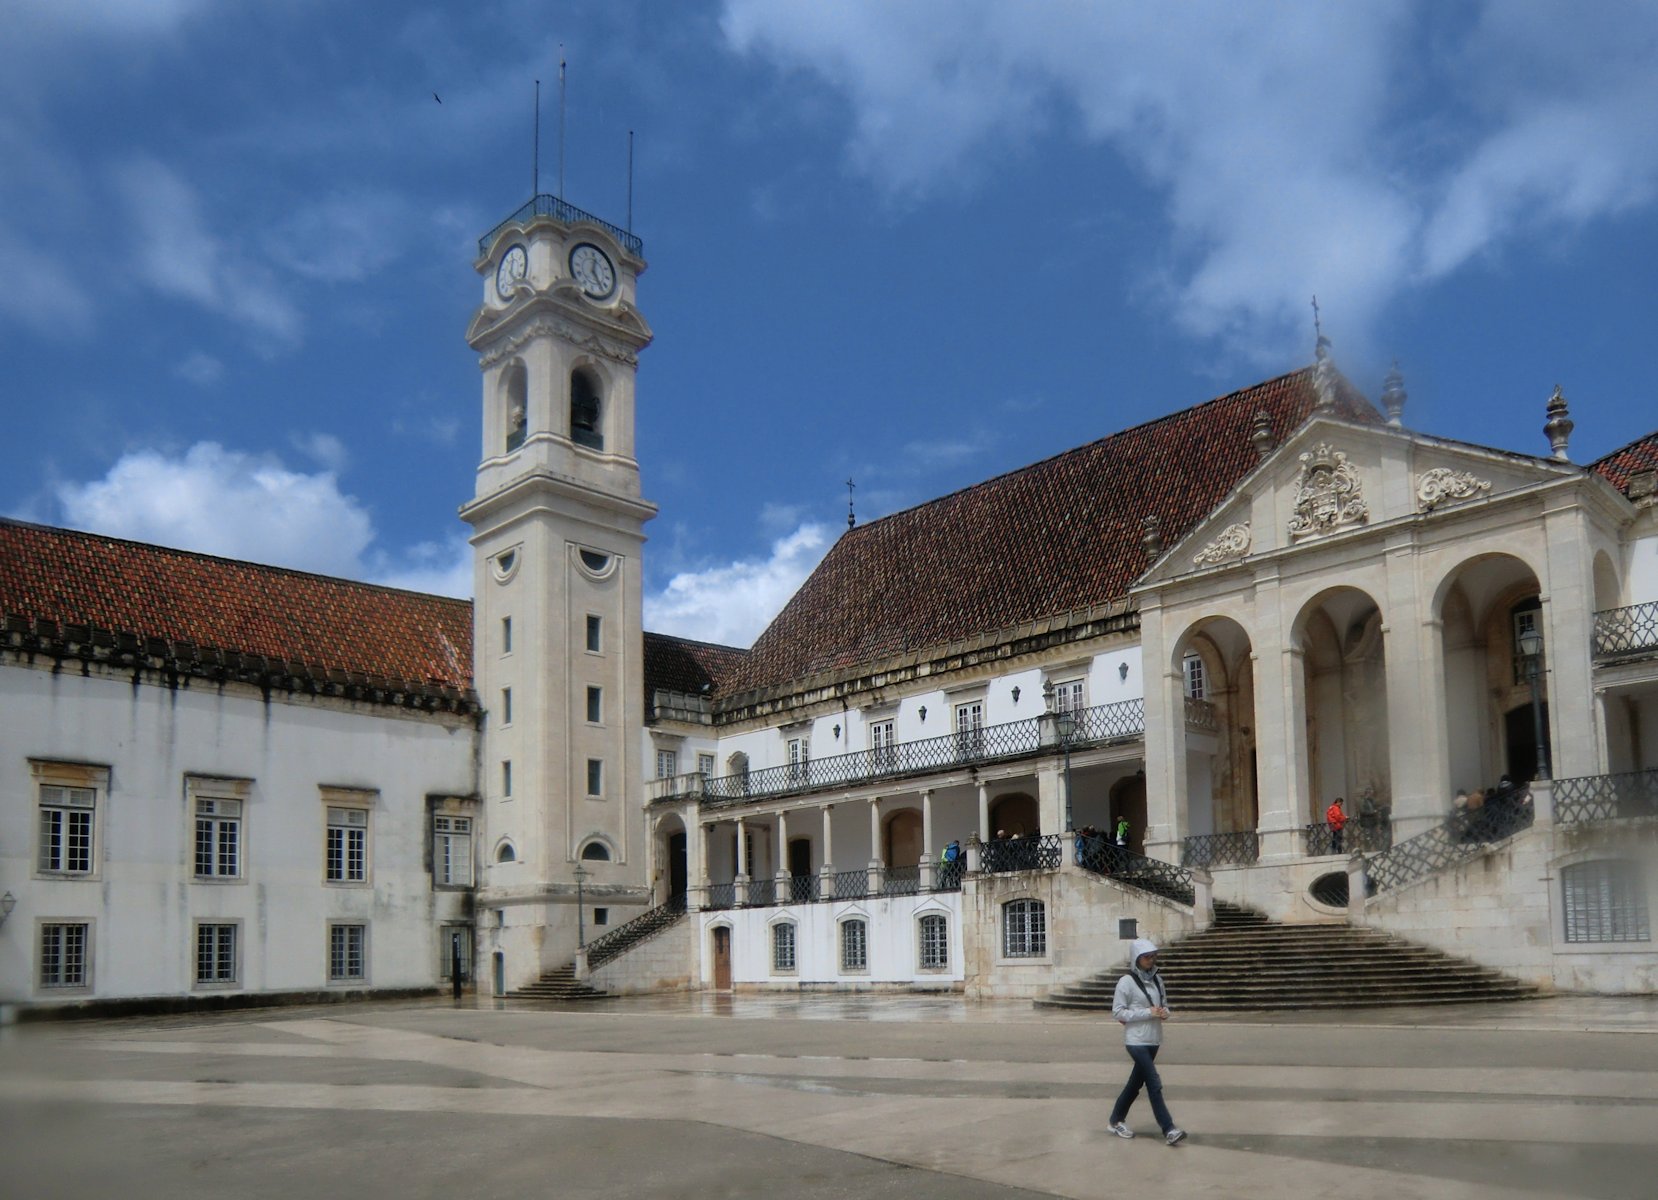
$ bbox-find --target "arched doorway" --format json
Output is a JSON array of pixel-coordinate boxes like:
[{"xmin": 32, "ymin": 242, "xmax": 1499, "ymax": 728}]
[
  {"xmin": 656, "ymin": 815, "xmax": 688, "ymax": 905},
  {"xmin": 1109, "ymin": 775, "xmax": 1147, "ymax": 854},
  {"xmin": 884, "ymin": 809, "xmax": 922, "ymax": 867},
  {"xmin": 989, "ymin": 792, "xmax": 1038, "ymax": 837},
  {"xmin": 1294, "ymin": 587, "xmax": 1390, "ymax": 831},
  {"xmin": 1171, "ymin": 616, "xmax": 1257, "ymax": 842}
]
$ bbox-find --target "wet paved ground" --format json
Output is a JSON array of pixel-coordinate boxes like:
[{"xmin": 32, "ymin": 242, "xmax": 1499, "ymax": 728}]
[{"xmin": 3, "ymin": 992, "xmax": 1656, "ymax": 1199}]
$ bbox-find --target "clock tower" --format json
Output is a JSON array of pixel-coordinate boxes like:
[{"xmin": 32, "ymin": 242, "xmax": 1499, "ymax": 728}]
[{"xmin": 460, "ymin": 199, "xmax": 657, "ymax": 995}]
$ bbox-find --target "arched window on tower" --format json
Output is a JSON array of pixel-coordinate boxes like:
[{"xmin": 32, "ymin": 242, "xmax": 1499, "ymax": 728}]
[
  {"xmin": 503, "ymin": 362, "xmax": 528, "ymax": 453},
  {"xmin": 570, "ymin": 367, "xmax": 603, "ymax": 450}
]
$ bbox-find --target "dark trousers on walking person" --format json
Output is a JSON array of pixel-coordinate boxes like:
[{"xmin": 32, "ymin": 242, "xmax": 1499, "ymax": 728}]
[{"xmin": 1109, "ymin": 1044, "xmax": 1175, "ymax": 1136}]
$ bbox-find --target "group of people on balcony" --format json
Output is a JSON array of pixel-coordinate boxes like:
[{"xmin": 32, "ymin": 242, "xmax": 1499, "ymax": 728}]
[{"xmin": 1450, "ymin": 775, "xmax": 1533, "ymax": 841}]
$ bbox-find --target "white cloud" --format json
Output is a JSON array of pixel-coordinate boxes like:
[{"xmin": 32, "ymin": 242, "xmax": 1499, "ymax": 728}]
[
  {"xmin": 113, "ymin": 157, "xmax": 302, "ymax": 345},
  {"xmin": 290, "ymin": 431, "xmax": 349, "ymax": 473},
  {"xmin": 174, "ymin": 351, "xmax": 223, "ymax": 386},
  {"xmin": 46, "ymin": 442, "xmax": 470, "ymax": 597},
  {"xmin": 264, "ymin": 191, "xmax": 415, "ymax": 283},
  {"xmin": 645, "ymin": 522, "xmax": 832, "ymax": 647},
  {"xmin": 722, "ymin": 0, "xmax": 1658, "ymax": 360}
]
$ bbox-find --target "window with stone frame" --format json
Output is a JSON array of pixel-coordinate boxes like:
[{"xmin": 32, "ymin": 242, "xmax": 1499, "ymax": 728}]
[
  {"xmin": 325, "ymin": 807, "xmax": 369, "ymax": 883},
  {"xmin": 1053, "ymin": 678, "xmax": 1086, "ymax": 713},
  {"xmin": 1182, "ymin": 653, "xmax": 1206, "ymax": 700},
  {"xmin": 434, "ymin": 815, "xmax": 474, "ymax": 887},
  {"xmin": 1002, "ymin": 899, "xmax": 1046, "ymax": 958},
  {"xmin": 787, "ymin": 736, "xmax": 810, "ymax": 783},
  {"xmin": 697, "ymin": 752, "xmax": 716, "ymax": 777},
  {"xmin": 328, "ymin": 923, "xmax": 367, "ymax": 982},
  {"xmin": 954, "ymin": 701, "xmax": 984, "ymax": 756},
  {"xmin": 38, "ymin": 784, "xmax": 96, "ymax": 876},
  {"xmin": 1562, "ymin": 860, "xmax": 1650, "ymax": 943},
  {"xmin": 772, "ymin": 921, "xmax": 797, "ymax": 973},
  {"xmin": 869, "ymin": 719, "xmax": 896, "ymax": 770},
  {"xmin": 194, "ymin": 796, "xmax": 242, "ymax": 879},
  {"xmin": 840, "ymin": 918, "xmax": 868, "ymax": 972},
  {"xmin": 918, "ymin": 913, "xmax": 949, "ymax": 970},
  {"xmin": 195, "ymin": 922, "xmax": 239, "ymax": 986},
  {"xmin": 39, "ymin": 922, "xmax": 89, "ymax": 989},
  {"xmin": 656, "ymin": 749, "xmax": 679, "ymax": 780}
]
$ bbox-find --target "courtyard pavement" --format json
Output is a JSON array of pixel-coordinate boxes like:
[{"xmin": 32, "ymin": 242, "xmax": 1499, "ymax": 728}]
[{"xmin": 3, "ymin": 992, "xmax": 1656, "ymax": 1199}]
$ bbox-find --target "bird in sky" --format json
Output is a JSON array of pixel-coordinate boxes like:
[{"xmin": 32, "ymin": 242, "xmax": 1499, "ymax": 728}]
[{"xmin": 433, "ymin": 92, "xmax": 442, "ymax": 104}]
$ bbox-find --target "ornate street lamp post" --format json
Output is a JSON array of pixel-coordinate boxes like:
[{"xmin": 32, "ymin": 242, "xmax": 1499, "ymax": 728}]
[
  {"xmin": 1518, "ymin": 627, "xmax": 1550, "ymax": 780},
  {"xmin": 1043, "ymin": 680, "xmax": 1077, "ymax": 832},
  {"xmin": 573, "ymin": 864, "xmax": 589, "ymax": 949}
]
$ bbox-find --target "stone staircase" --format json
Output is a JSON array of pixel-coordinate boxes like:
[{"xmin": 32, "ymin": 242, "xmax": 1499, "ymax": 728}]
[
  {"xmin": 502, "ymin": 962, "xmax": 612, "ymax": 1002},
  {"xmin": 1038, "ymin": 900, "xmax": 1536, "ymax": 1012},
  {"xmin": 503, "ymin": 895, "xmax": 688, "ymax": 1002}
]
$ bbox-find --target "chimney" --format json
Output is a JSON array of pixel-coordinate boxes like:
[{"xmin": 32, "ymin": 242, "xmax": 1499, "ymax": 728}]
[
  {"xmin": 1544, "ymin": 385, "xmax": 1573, "ymax": 461},
  {"xmin": 1381, "ymin": 362, "xmax": 1407, "ymax": 428}
]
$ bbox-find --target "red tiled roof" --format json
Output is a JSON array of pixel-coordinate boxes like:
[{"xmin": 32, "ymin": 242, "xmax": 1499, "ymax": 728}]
[
  {"xmin": 0, "ymin": 519, "xmax": 473, "ymax": 691},
  {"xmin": 643, "ymin": 630, "xmax": 748, "ymax": 701},
  {"xmin": 1591, "ymin": 428, "xmax": 1658, "ymax": 494},
  {"xmin": 721, "ymin": 366, "xmax": 1380, "ymax": 696}
]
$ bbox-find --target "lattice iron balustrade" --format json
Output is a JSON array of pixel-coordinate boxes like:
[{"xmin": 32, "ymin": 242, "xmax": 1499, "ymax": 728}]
[
  {"xmin": 832, "ymin": 869, "xmax": 869, "ymax": 901},
  {"xmin": 746, "ymin": 877, "xmax": 776, "ymax": 907},
  {"xmin": 1180, "ymin": 830, "xmax": 1259, "ymax": 867},
  {"xmin": 980, "ymin": 834, "xmax": 1063, "ymax": 874},
  {"xmin": 584, "ymin": 894, "xmax": 686, "ymax": 969},
  {"xmin": 786, "ymin": 874, "xmax": 819, "ymax": 903},
  {"xmin": 1553, "ymin": 768, "xmax": 1658, "ymax": 824},
  {"xmin": 1077, "ymin": 835, "xmax": 1196, "ymax": 905},
  {"xmin": 705, "ymin": 882, "xmax": 735, "ymax": 911},
  {"xmin": 1303, "ymin": 821, "xmax": 1393, "ymax": 857},
  {"xmin": 881, "ymin": 866, "xmax": 921, "ymax": 896},
  {"xmin": 478, "ymin": 194, "xmax": 644, "ymax": 258},
  {"xmin": 1065, "ymin": 698, "xmax": 1147, "ymax": 744},
  {"xmin": 1364, "ymin": 792, "xmax": 1535, "ymax": 894},
  {"xmin": 1593, "ymin": 602, "xmax": 1658, "ymax": 660},
  {"xmin": 934, "ymin": 857, "xmax": 966, "ymax": 892}
]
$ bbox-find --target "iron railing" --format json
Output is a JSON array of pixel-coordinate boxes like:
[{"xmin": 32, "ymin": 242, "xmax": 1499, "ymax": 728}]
[
  {"xmin": 980, "ymin": 834, "xmax": 1063, "ymax": 874},
  {"xmin": 746, "ymin": 877, "xmax": 776, "ymax": 907},
  {"xmin": 1180, "ymin": 830, "xmax": 1260, "ymax": 867},
  {"xmin": 1303, "ymin": 821, "xmax": 1394, "ymax": 856},
  {"xmin": 701, "ymin": 698, "xmax": 1148, "ymax": 810},
  {"xmin": 1364, "ymin": 792, "xmax": 1534, "ymax": 894},
  {"xmin": 881, "ymin": 866, "xmax": 921, "ymax": 896},
  {"xmin": 1077, "ymin": 835, "xmax": 1195, "ymax": 905},
  {"xmin": 478, "ymin": 193, "xmax": 643, "ymax": 258},
  {"xmin": 1593, "ymin": 601, "xmax": 1658, "ymax": 660},
  {"xmin": 935, "ymin": 857, "xmax": 966, "ymax": 892},
  {"xmin": 705, "ymin": 882, "xmax": 736, "ymax": 911},
  {"xmin": 1553, "ymin": 768, "xmax": 1658, "ymax": 824},
  {"xmin": 584, "ymin": 893, "xmax": 686, "ymax": 968},
  {"xmin": 832, "ymin": 869, "xmax": 869, "ymax": 900},
  {"xmin": 785, "ymin": 874, "xmax": 819, "ymax": 903}
]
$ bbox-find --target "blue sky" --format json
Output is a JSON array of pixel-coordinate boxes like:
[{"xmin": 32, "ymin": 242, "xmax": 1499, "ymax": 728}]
[{"xmin": 4, "ymin": 1, "xmax": 1658, "ymax": 647}]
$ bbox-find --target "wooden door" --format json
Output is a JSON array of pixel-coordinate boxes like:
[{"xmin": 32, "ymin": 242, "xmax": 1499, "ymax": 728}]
[{"xmin": 712, "ymin": 926, "xmax": 732, "ymax": 990}]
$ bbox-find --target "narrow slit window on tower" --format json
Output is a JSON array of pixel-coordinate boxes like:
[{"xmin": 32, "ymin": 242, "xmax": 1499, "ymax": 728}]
[
  {"xmin": 586, "ymin": 614, "xmax": 602, "ymax": 652},
  {"xmin": 501, "ymin": 688, "xmax": 512, "ymax": 725},
  {"xmin": 586, "ymin": 759, "xmax": 603, "ymax": 797},
  {"xmin": 502, "ymin": 761, "xmax": 513, "ymax": 798},
  {"xmin": 570, "ymin": 368, "xmax": 603, "ymax": 450},
  {"xmin": 503, "ymin": 362, "xmax": 528, "ymax": 453},
  {"xmin": 501, "ymin": 616, "xmax": 513, "ymax": 654},
  {"xmin": 586, "ymin": 686, "xmax": 602, "ymax": 724}
]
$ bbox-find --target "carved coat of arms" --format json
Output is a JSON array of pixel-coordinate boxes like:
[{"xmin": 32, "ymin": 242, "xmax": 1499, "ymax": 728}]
[{"xmin": 1287, "ymin": 443, "xmax": 1368, "ymax": 541}]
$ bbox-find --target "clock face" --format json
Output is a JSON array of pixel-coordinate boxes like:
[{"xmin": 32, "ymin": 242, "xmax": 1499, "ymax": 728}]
[
  {"xmin": 569, "ymin": 243, "xmax": 616, "ymax": 300},
  {"xmin": 495, "ymin": 245, "xmax": 528, "ymax": 299}
]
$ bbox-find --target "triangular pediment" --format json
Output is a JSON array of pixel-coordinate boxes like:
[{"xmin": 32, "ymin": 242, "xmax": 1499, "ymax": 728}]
[{"xmin": 1139, "ymin": 416, "xmax": 1582, "ymax": 586}]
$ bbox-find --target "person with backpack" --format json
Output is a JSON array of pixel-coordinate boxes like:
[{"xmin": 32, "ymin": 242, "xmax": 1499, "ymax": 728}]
[
  {"xmin": 1325, "ymin": 796, "xmax": 1347, "ymax": 854},
  {"xmin": 1107, "ymin": 938, "xmax": 1187, "ymax": 1145}
]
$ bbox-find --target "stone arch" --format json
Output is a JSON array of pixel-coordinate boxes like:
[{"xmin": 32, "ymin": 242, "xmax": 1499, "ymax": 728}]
[
  {"xmin": 1593, "ymin": 549, "xmax": 1621, "ymax": 613},
  {"xmin": 578, "ymin": 835, "xmax": 615, "ymax": 862},
  {"xmin": 989, "ymin": 792, "xmax": 1038, "ymax": 838},
  {"xmin": 570, "ymin": 362, "xmax": 604, "ymax": 450},
  {"xmin": 654, "ymin": 813, "xmax": 688, "ymax": 904},
  {"xmin": 493, "ymin": 837, "xmax": 517, "ymax": 864},
  {"xmin": 883, "ymin": 808, "xmax": 923, "ymax": 868},
  {"xmin": 1170, "ymin": 615, "xmax": 1257, "ymax": 843},
  {"xmin": 1291, "ymin": 586, "xmax": 1390, "ymax": 831},
  {"xmin": 501, "ymin": 359, "xmax": 528, "ymax": 452}
]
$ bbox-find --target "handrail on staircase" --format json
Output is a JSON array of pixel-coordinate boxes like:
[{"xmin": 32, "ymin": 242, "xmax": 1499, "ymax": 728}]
[
  {"xmin": 1363, "ymin": 791, "xmax": 1534, "ymax": 895},
  {"xmin": 585, "ymin": 892, "xmax": 687, "ymax": 969},
  {"xmin": 1075, "ymin": 834, "xmax": 1195, "ymax": 906}
]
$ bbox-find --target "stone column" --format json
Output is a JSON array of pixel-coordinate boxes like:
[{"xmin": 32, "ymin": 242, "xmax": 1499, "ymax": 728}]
[
  {"xmin": 819, "ymin": 803, "xmax": 835, "ymax": 896},
  {"xmin": 1141, "ymin": 597, "xmax": 1188, "ymax": 861},
  {"xmin": 1252, "ymin": 637, "xmax": 1305, "ymax": 859},
  {"xmin": 775, "ymin": 809, "xmax": 791, "ymax": 902},
  {"xmin": 1190, "ymin": 865, "xmax": 1214, "ymax": 931},
  {"xmin": 1542, "ymin": 504, "xmax": 1598, "ymax": 779},
  {"xmin": 867, "ymin": 796, "xmax": 884, "ymax": 894},
  {"xmin": 976, "ymin": 781, "xmax": 990, "ymax": 842},
  {"xmin": 686, "ymin": 813, "xmax": 705, "ymax": 912},
  {"xmin": 918, "ymin": 789, "xmax": 935, "ymax": 890},
  {"xmin": 733, "ymin": 816, "xmax": 748, "ymax": 907},
  {"xmin": 1036, "ymin": 763, "xmax": 1064, "ymax": 838}
]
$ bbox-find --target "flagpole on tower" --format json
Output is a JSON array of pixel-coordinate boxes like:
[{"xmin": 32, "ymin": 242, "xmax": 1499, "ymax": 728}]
[
  {"xmin": 533, "ymin": 79, "xmax": 541, "ymax": 197},
  {"xmin": 558, "ymin": 46, "xmax": 567, "ymax": 200}
]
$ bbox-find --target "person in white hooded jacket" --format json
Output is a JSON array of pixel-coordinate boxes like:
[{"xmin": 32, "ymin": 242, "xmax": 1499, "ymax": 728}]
[{"xmin": 1107, "ymin": 938, "xmax": 1186, "ymax": 1145}]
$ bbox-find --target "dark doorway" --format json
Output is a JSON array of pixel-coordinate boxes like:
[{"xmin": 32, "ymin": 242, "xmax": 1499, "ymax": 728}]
[
  {"xmin": 712, "ymin": 926, "xmax": 732, "ymax": 990},
  {"xmin": 668, "ymin": 832, "xmax": 688, "ymax": 900},
  {"xmin": 492, "ymin": 951, "xmax": 504, "ymax": 996},
  {"xmin": 1110, "ymin": 775, "xmax": 1148, "ymax": 854},
  {"xmin": 788, "ymin": 837, "xmax": 812, "ymax": 878},
  {"xmin": 990, "ymin": 793, "xmax": 1039, "ymax": 837},
  {"xmin": 1505, "ymin": 702, "xmax": 1551, "ymax": 784}
]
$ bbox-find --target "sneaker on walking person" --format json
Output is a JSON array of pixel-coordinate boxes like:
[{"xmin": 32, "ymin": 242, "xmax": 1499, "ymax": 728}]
[{"xmin": 1106, "ymin": 939, "xmax": 1186, "ymax": 1144}]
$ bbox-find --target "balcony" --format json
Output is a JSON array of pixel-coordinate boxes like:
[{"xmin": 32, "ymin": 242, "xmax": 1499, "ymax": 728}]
[
  {"xmin": 701, "ymin": 698, "xmax": 1147, "ymax": 809},
  {"xmin": 1593, "ymin": 601, "xmax": 1658, "ymax": 663},
  {"xmin": 1553, "ymin": 768, "xmax": 1658, "ymax": 824},
  {"xmin": 478, "ymin": 193, "xmax": 644, "ymax": 259}
]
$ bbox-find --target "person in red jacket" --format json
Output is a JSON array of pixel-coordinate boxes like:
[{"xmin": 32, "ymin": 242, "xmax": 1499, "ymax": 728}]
[{"xmin": 1326, "ymin": 797, "xmax": 1347, "ymax": 854}]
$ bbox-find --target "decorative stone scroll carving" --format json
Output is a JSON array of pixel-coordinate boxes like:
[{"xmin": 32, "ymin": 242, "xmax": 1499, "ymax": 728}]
[
  {"xmin": 478, "ymin": 315, "xmax": 639, "ymax": 369},
  {"xmin": 1416, "ymin": 467, "xmax": 1492, "ymax": 512},
  {"xmin": 1287, "ymin": 443, "xmax": 1368, "ymax": 541},
  {"xmin": 1192, "ymin": 523, "xmax": 1251, "ymax": 567}
]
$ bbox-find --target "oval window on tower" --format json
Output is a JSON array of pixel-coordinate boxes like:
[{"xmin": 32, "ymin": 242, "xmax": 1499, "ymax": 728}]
[{"xmin": 579, "ymin": 549, "xmax": 610, "ymax": 574}]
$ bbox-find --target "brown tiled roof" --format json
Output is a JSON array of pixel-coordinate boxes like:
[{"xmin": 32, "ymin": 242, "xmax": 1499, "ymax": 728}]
[
  {"xmin": 0, "ymin": 518, "xmax": 473, "ymax": 693},
  {"xmin": 721, "ymin": 366, "xmax": 1380, "ymax": 696},
  {"xmin": 643, "ymin": 630, "xmax": 748, "ymax": 700},
  {"xmin": 1591, "ymin": 428, "xmax": 1658, "ymax": 494}
]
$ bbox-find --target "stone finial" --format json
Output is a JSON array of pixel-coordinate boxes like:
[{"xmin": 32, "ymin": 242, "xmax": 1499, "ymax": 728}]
[
  {"xmin": 1141, "ymin": 515, "xmax": 1163, "ymax": 561},
  {"xmin": 1381, "ymin": 361, "xmax": 1406, "ymax": 428},
  {"xmin": 1544, "ymin": 385, "xmax": 1574, "ymax": 461},
  {"xmin": 1312, "ymin": 329, "xmax": 1338, "ymax": 411},
  {"xmin": 1250, "ymin": 410, "xmax": 1275, "ymax": 460}
]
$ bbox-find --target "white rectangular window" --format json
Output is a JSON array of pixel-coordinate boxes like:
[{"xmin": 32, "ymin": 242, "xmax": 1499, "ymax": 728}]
[
  {"xmin": 328, "ymin": 923, "xmax": 366, "ymax": 982},
  {"xmin": 870, "ymin": 720, "xmax": 896, "ymax": 769},
  {"xmin": 787, "ymin": 737, "xmax": 810, "ymax": 782},
  {"xmin": 585, "ymin": 614, "xmax": 602, "ymax": 652},
  {"xmin": 501, "ymin": 616, "xmax": 513, "ymax": 654},
  {"xmin": 586, "ymin": 759, "xmax": 603, "ymax": 797},
  {"xmin": 919, "ymin": 913, "xmax": 949, "ymax": 970},
  {"xmin": 502, "ymin": 760, "xmax": 513, "ymax": 797},
  {"xmin": 501, "ymin": 687, "xmax": 512, "ymax": 725},
  {"xmin": 697, "ymin": 752, "xmax": 715, "ymax": 776},
  {"xmin": 195, "ymin": 923, "xmax": 238, "ymax": 985},
  {"xmin": 1053, "ymin": 679, "xmax": 1086, "ymax": 713},
  {"xmin": 326, "ymin": 808, "xmax": 368, "ymax": 883},
  {"xmin": 656, "ymin": 749, "xmax": 679, "ymax": 779},
  {"xmin": 39, "ymin": 922, "xmax": 89, "ymax": 989},
  {"xmin": 586, "ymin": 686, "xmax": 602, "ymax": 723},
  {"xmin": 434, "ymin": 815, "xmax": 473, "ymax": 887},
  {"xmin": 1182, "ymin": 653, "xmax": 1206, "ymax": 701},
  {"xmin": 840, "ymin": 919, "xmax": 868, "ymax": 972},
  {"xmin": 194, "ymin": 797, "xmax": 242, "ymax": 879},
  {"xmin": 38, "ymin": 785, "xmax": 95, "ymax": 875},
  {"xmin": 772, "ymin": 922, "xmax": 797, "ymax": 972},
  {"xmin": 955, "ymin": 702, "xmax": 984, "ymax": 756}
]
